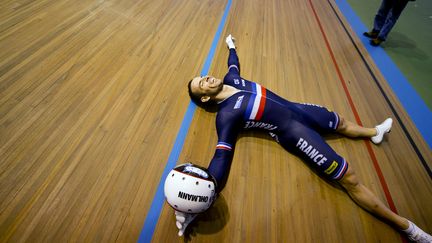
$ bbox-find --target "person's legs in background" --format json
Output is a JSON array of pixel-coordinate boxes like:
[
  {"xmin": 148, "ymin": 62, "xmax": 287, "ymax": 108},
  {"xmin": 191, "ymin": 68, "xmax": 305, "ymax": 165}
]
[
  {"xmin": 364, "ymin": 0, "xmax": 392, "ymax": 39},
  {"xmin": 374, "ymin": 0, "xmax": 409, "ymax": 44}
]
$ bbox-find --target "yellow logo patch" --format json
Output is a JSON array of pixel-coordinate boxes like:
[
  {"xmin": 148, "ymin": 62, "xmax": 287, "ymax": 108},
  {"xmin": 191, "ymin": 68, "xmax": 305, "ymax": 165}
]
[{"xmin": 324, "ymin": 161, "xmax": 338, "ymax": 175}]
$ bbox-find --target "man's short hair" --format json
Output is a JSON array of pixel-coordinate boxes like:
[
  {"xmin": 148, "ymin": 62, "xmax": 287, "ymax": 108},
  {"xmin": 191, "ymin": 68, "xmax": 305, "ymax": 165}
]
[{"xmin": 188, "ymin": 79, "xmax": 203, "ymax": 105}]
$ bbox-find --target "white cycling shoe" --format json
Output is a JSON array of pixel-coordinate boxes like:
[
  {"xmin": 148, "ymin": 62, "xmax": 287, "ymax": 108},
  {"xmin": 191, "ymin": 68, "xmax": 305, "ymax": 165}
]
[{"xmin": 371, "ymin": 118, "xmax": 393, "ymax": 144}]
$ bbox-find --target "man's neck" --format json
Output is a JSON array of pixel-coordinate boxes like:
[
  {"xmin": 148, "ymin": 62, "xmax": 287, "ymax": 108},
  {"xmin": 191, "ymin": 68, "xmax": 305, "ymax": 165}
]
[{"xmin": 214, "ymin": 85, "xmax": 239, "ymax": 102}]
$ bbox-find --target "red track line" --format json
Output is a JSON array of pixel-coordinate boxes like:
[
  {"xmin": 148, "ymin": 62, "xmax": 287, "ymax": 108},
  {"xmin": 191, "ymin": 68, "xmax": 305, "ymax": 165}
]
[{"xmin": 307, "ymin": 0, "xmax": 398, "ymax": 213}]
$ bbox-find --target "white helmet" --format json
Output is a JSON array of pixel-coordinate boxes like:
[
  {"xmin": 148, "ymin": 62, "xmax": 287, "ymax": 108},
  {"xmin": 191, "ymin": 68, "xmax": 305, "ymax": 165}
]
[{"xmin": 164, "ymin": 163, "xmax": 217, "ymax": 213}]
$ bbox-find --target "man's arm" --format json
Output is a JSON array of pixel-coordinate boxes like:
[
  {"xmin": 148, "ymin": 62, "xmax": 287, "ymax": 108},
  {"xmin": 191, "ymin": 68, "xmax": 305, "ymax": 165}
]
[
  {"xmin": 226, "ymin": 34, "xmax": 241, "ymax": 75},
  {"xmin": 207, "ymin": 112, "xmax": 240, "ymax": 192},
  {"xmin": 175, "ymin": 111, "xmax": 240, "ymax": 236},
  {"xmin": 175, "ymin": 35, "xmax": 240, "ymax": 237}
]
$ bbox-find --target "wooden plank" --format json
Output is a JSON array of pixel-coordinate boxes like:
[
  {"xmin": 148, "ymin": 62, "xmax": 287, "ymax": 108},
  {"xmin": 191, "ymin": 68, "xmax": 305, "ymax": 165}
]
[{"xmin": 0, "ymin": 0, "xmax": 430, "ymax": 242}]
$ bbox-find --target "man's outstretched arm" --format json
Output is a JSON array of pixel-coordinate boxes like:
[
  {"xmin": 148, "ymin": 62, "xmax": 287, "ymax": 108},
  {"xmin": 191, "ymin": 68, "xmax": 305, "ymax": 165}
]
[
  {"xmin": 226, "ymin": 34, "xmax": 241, "ymax": 75},
  {"xmin": 174, "ymin": 138, "xmax": 236, "ymax": 236},
  {"xmin": 174, "ymin": 110, "xmax": 241, "ymax": 236},
  {"xmin": 174, "ymin": 35, "xmax": 241, "ymax": 237}
]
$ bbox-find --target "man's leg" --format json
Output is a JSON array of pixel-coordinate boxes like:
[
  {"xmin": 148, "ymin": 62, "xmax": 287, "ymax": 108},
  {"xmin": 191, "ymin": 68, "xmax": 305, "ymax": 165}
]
[
  {"xmin": 339, "ymin": 166, "xmax": 432, "ymax": 242},
  {"xmin": 336, "ymin": 116, "xmax": 376, "ymax": 138},
  {"xmin": 291, "ymin": 103, "xmax": 390, "ymax": 141},
  {"xmin": 336, "ymin": 116, "xmax": 392, "ymax": 144},
  {"xmin": 339, "ymin": 166, "xmax": 408, "ymax": 230}
]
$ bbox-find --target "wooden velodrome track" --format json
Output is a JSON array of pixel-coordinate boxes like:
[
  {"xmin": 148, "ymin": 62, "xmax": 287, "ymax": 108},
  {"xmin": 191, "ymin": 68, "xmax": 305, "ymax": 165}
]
[{"xmin": 0, "ymin": 0, "xmax": 431, "ymax": 242}]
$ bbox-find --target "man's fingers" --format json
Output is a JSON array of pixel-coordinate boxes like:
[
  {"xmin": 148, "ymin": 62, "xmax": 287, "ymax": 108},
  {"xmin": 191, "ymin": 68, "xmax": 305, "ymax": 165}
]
[
  {"xmin": 176, "ymin": 215, "xmax": 185, "ymax": 223},
  {"xmin": 225, "ymin": 34, "xmax": 236, "ymax": 49},
  {"xmin": 174, "ymin": 211, "xmax": 198, "ymax": 237},
  {"xmin": 177, "ymin": 219, "xmax": 187, "ymax": 237},
  {"xmin": 226, "ymin": 34, "xmax": 234, "ymax": 43},
  {"xmin": 178, "ymin": 228, "xmax": 185, "ymax": 237},
  {"xmin": 176, "ymin": 221, "xmax": 182, "ymax": 230}
]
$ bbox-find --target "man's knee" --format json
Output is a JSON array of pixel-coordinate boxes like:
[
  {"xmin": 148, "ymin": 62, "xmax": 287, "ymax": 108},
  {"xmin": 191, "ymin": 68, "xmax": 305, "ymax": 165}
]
[
  {"xmin": 339, "ymin": 166, "xmax": 360, "ymax": 191},
  {"xmin": 336, "ymin": 116, "xmax": 347, "ymax": 132}
]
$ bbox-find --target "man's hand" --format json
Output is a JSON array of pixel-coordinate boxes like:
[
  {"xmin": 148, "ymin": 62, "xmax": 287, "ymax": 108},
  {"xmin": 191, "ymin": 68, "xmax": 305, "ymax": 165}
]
[
  {"xmin": 226, "ymin": 34, "xmax": 236, "ymax": 49},
  {"xmin": 175, "ymin": 210, "xmax": 198, "ymax": 236}
]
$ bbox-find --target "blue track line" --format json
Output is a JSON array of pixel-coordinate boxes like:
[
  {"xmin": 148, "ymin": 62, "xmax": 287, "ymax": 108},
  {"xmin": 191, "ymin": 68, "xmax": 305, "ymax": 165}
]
[
  {"xmin": 137, "ymin": 0, "xmax": 232, "ymax": 242},
  {"xmin": 335, "ymin": 0, "xmax": 432, "ymax": 149}
]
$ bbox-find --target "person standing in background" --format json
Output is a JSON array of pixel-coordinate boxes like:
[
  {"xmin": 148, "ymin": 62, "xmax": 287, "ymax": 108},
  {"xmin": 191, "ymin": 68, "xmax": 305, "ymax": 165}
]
[{"xmin": 364, "ymin": 0, "xmax": 416, "ymax": 46}]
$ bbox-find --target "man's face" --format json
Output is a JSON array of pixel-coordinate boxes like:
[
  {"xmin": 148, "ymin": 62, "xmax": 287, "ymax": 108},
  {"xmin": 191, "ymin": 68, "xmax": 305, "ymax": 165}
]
[{"xmin": 190, "ymin": 76, "xmax": 223, "ymax": 102}]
